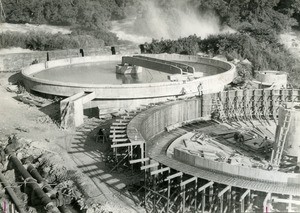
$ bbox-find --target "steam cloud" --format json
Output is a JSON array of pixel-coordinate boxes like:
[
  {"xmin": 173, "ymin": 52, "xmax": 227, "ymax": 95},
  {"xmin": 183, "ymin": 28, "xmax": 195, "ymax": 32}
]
[{"xmin": 111, "ymin": 0, "xmax": 233, "ymax": 44}]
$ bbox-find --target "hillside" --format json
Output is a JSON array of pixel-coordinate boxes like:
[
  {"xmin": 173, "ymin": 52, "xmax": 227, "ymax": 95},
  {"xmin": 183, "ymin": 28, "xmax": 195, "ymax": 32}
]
[
  {"xmin": 1, "ymin": 0, "xmax": 300, "ymax": 87},
  {"xmin": 139, "ymin": 0, "xmax": 300, "ymax": 88}
]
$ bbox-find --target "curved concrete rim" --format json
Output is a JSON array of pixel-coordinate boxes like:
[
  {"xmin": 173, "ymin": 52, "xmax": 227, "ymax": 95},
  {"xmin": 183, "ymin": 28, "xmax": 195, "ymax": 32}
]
[
  {"xmin": 126, "ymin": 95, "xmax": 300, "ymax": 195},
  {"xmin": 21, "ymin": 54, "xmax": 235, "ymax": 89}
]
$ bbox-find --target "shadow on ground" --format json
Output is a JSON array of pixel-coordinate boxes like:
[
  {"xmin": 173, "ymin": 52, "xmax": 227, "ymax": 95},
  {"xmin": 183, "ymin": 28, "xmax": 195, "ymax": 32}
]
[{"xmin": 67, "ymin": 118, "xmax": 143, "ymax": 210}]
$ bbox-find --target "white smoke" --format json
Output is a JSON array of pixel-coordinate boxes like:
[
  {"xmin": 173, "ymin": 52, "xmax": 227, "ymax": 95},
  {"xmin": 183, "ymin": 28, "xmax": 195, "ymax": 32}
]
[{"xmin": 111, "ymin": 0, "xmax": 233, "ymax": 44}]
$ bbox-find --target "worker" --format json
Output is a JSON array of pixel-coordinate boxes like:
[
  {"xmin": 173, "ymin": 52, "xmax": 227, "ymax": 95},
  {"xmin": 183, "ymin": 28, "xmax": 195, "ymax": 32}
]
[
  {"xmin": 259, "ymin": 136, "xmax": 268, "ymax": 147},
  {"xmin": 234, "ymin": 132, "xmax": 245, "ymax": 144},
  {"xmin": 96, "ymin": 128, "xmax": 106, "ymax": 143},
  {"xmin": 197, "ymin": 83, "xmax": 203, "ymax": 96}
]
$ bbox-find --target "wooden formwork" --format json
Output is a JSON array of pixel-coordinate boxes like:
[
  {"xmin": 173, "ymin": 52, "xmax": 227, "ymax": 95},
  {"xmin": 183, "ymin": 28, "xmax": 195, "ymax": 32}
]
[{"xmin": 108, "ymin": 89, "xmax": 300, "ymax": 212}]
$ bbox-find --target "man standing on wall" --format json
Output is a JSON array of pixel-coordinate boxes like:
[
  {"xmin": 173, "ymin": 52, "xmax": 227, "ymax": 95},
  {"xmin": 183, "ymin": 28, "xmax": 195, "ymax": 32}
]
[{"xmin": 198, "ymin": 83, "xmax": 203, "ymax": 96}]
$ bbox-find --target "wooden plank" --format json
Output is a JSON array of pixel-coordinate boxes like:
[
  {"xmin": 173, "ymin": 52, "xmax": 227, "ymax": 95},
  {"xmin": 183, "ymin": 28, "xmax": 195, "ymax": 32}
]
[
  {"xmin": 109, "ymin": 130, "xmax": 126, "ymax": 134},
  {"xmin": 150, "ymin": 167, "xmax": 170, "ymax": 176},
  {"xmin": 263, "ymin": 192, "xmax": 271, "ymax": 209},
  {"xmin": 110, "ymin": 126, "xmax": 126, "ymax": 130},
  {"xmin": 112, "ymin": 138, "xmax": 128, "ymax": 143},
  {"xmin": 140, "ymin": 162, "xmax": 159, "ymax": 170},
  {"xmin": 125, "ymin": 112, "xmax": 136, "ymax": 116},
  {"xmin": 112, "ymin": 122, "xmax": 127, "ymax": 126},
  {"xmin": 121, "ymin": 115, "xmax": 133, "ymax": 119},
  {"xmin": 198, "ymin": 181, "xmax": 214, "ymax": 192},
  {"xmin": 129, "ymin": 158, "xmax": 150, "ymax": 164},
  {"xmin": 109, "ymin": 134, "xmax": 127, "ymax": 138},
  {"xmin": 239, "ymin": 189, "xmax": 251, "ymax": 201},
  {"xmin": 273, "ymin": 197, "xmax": 300, "ymax": 205},
  {"xmin": 218, "ymin": 185, "xmax": 231, "ymax": 197},
  {"xmin": 115, "ymin": 118, "xmax": 130, "ymax": 122},
  {"xmin": 180, "ymin": 177, "xmax": 197, "ymax": 187},
  {"xmin": 111, "ymin": 141, "xmax": 143, "ymax": 148},
  {"xmin": 165, "ymin": 172, "xmax": 183, "ymax": 181}
]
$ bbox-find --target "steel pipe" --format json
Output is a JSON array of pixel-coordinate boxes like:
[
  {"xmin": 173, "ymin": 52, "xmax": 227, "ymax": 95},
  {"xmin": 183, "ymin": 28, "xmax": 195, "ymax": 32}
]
[
  {"xmin": 5, "ymin": 147, "xmax": 60, "ymax": 213},
  {"xmin": 0, "ymin": 172, "xmax": 27, "ymax": 213}
]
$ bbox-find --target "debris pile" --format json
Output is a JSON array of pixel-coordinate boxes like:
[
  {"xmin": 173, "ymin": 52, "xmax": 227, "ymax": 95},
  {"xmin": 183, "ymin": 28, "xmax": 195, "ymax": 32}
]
[{"xmin": 0, "ymin": 134, "xmax": 108, "ymax": 212}]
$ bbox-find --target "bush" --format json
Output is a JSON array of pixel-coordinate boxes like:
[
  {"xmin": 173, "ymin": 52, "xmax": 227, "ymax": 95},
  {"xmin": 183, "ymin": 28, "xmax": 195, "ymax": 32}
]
[
  {"xmin": 0, "ymin": 31, "xmax": 105, "ymax": 50},
  {"xmin": 142, "ymin": 32, "xmax": 296, "ymax": 86},
  {"xmin": 71, "ymin": 27, "xmax": 119, "ymax": 46}
]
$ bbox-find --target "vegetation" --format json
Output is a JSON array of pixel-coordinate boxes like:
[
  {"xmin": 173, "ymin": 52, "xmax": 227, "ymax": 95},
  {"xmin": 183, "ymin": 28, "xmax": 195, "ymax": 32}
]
[
  {"xmin": 0, "ymin": 31, "xmax": 105, "ymax": 50},
  {"xmin": 143, "ymin": 34, "xmax": 294, "ymax": 76},
  {"xmin": 1, "ymin": 0, "xmax": 300, "ymax": 87},
  {"xmin": 142, "ymin": 0, "xmax": 300, "ymax": 87},
  {"xmin": 0, "ymin": 0, "xmax": 137, "ymax": 47},
  {"xmin": 1, "ymin": 0, "xmax": 134, "ymax": 25}
]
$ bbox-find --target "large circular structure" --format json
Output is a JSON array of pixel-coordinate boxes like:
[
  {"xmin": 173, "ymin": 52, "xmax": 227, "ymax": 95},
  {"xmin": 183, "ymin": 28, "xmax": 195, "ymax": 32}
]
[
  {"xmin": 21, "ymin": 54, "xmax": 236, "ymax": 110},
  {"xmin": 109, "ymin": 88, "xmax": 300, "ymax": 212}
]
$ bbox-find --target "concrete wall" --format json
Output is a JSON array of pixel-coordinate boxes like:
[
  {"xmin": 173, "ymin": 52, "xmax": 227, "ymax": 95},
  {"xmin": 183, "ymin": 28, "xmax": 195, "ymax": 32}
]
[
  {"xmin": 60, "ymin": 91, "xmax": 96, "ymax": 128},
  {"xmin": 123, "ymin": 55, "xmax": 195, "ymax": 74},
  {"xmin": 141, "ymin": 99, "xmax": 202, "ymax": 141},
  {"xmin": 255, "ymin": 71, "xmax": 287, "ymax": 88},
  {"xmin": 122, "ymin": 56, "xmax": 182, "ymax": 74},
  {"xmin": 174, "ymin": 148, "xmax": 300, "ymax": 185},
  {"xmin": 0, "ymin": 46, "xmax": 140, "ymax": 72}
]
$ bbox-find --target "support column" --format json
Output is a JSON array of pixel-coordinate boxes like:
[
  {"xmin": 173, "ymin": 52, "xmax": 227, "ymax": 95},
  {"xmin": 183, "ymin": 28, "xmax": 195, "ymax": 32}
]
[
  {"xmin": 288, "ymin": 195, "xmax": 293, "ymax": 212},
  {"xmin": 201, "ymin": 190, "xmax": 206, "ymax": 213},
  {"xmin": 240, "ymin": 189, "xmax": 251, "ymax": 213},
  {"xmin": 194, "ymin": 178, "xmax": 198, "ymax": 211},
  {"xmin": 218, "ymin": 185, "xmax": 231, "ymax": 213},
  {"xmin": 209, "ymin": 185, "xmax": 214, "ymax": 204},
  {"xmin": 197, "ymin": 181, "xmax": 214, "ymax": 213},
  {"xmin": 165, "ymin": 172, "xmax": 183, "ymax": 212},
  {"xmin": 232, "ymin": 190, "xmax": 236, "ymax": 213},
  {"xmin": 180, "ymin": 177, "xmax": 197, "ymax": 212},
  {"xmin": 167, "ymin": 170, "xmax": 171, "ymax": 213},
  {"xmin": 181, "ymin": 184, "xmax": 186, "ymax": 213},
  {"xmin": 263, "ymin": 192, "xmax": 272, "ymax": 213},
  {"xmin": 220, "ymin": 195, "xmax": 224, "ymax": 213}
]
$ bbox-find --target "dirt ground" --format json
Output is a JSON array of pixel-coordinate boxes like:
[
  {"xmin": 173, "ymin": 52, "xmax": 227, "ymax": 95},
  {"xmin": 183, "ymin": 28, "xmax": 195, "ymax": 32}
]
[{"xmin": 0, "ymin": 72, "xmax": 144, "ymax": 212}]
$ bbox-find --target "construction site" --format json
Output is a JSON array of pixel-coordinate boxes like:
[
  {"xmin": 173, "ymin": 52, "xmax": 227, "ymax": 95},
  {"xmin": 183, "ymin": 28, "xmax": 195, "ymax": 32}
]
[{"xmin": 0, "ymin": 48, "xmax": 300, "ymax": 213}]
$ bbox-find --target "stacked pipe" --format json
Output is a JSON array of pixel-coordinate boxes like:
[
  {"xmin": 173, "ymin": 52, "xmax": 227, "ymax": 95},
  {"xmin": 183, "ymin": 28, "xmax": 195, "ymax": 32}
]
[
  {"xmin": 0, "ymin": 172, "xmax": 27, "ymax": 213},
  {"xmin": 27, "ymin": 164, "xmax": 73, "ymax": 213},
  {"xmin": 5, "ymin": 147, "xmax": 60, "ymax": 213}
]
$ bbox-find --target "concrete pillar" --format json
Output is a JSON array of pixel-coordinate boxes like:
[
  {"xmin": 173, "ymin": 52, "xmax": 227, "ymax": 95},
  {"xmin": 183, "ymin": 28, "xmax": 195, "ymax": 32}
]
[
  {"xmin": 220, "ymin": 195, "xmax": 223, "ymax": 213},
  {"xmin": 287, "ymin": 195, "xmax": 293, "ymax": 212},
  {"xmin": 201, "ymin": 190, "xmax": 206, "ymax": 213},
  {"xmin": 209, "ymin": 185, "xmax": 214, "ymax": 204},
  {"xmin": 111, "ymin": 46, "xmax": 116, "ymax": 55},
  {"xmin": 79, "ymin": 49, "xmax": 84, "ymax": 57},
  {"xmin": 240, "ymin": 189, "xmax": 250, "ymax": 213},
  {"xmin": 232, "ymin": 190, "xmax": 236, "ymax": 213},
  {"xmin": 139, "ymin": 44, "xmax": 145, "ymax": 53}
]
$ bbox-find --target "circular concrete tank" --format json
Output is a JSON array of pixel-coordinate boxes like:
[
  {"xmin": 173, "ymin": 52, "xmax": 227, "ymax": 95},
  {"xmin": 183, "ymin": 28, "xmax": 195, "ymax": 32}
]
[
  {"xmin": 254, "ymin": 70, "xmax": 287, "ymax": 89},
  {"xmin": 21, "ymin": 54, "xmax": 236, "ymax": 111},
  {"xmin": 277, "ymin": 105, "xmax": 300, "ymax": 161}
]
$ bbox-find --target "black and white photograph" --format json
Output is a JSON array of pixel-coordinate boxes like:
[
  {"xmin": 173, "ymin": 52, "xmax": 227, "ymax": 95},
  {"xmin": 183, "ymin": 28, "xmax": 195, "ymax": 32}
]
[{"xmin": 0, "ymin": 0, "xmax": 300, "ymax": 212}]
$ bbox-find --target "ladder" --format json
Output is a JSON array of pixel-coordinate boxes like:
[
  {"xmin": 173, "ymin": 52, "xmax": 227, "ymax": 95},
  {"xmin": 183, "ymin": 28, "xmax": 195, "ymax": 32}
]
[
  {"xmin": 272, "ymin": 110, "xmax": 292, "ymax": 165},
  {"xmin": 215, "ymin": 96, "xmax": 228, "ymax": 123}
]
